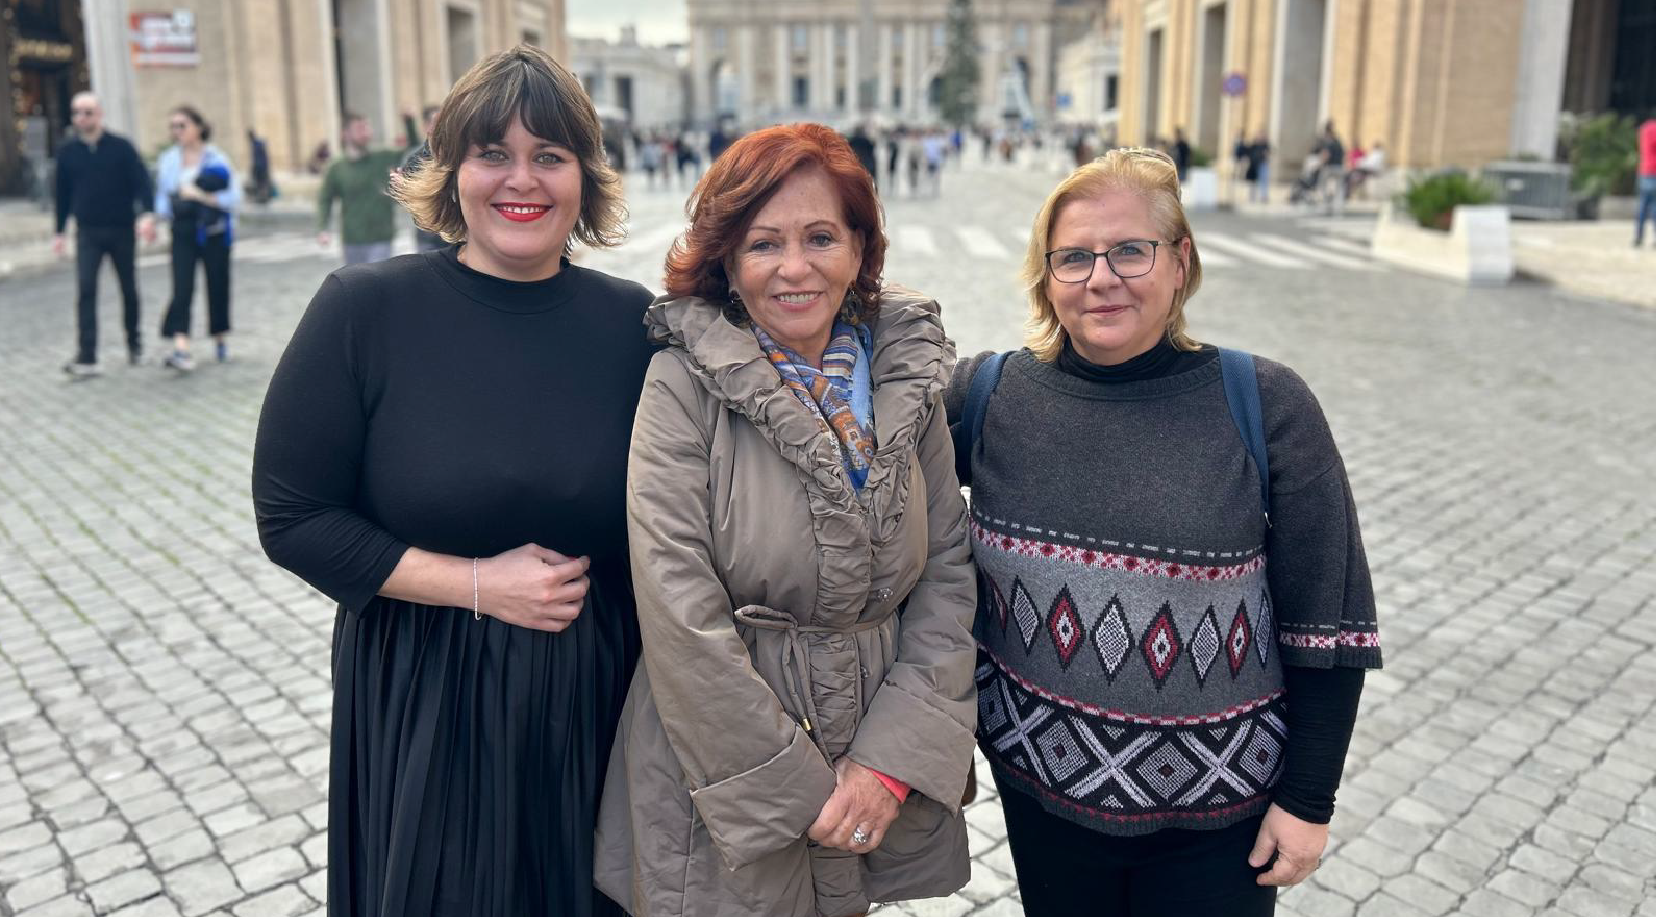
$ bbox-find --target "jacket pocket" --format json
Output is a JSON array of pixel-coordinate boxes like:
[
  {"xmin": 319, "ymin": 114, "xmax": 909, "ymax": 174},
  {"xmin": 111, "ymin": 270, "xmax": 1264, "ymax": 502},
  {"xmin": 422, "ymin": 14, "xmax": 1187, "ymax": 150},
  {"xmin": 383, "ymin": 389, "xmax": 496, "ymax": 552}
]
[{"xmin": 860, "ymin": 793, "xmax": 970, "ymax": 903}]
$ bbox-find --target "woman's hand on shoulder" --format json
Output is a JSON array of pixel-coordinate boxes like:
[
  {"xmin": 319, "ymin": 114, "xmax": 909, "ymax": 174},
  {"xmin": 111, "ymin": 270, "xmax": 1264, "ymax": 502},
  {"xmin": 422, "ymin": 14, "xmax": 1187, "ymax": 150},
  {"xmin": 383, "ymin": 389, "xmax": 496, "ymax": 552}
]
[
  {"xmin": 477, "ymin": 543, "xmax": 591, "ymax": 631},
  {"xmin": 808, "ymin": 758, "xmax": 901, "ymax": 853},
  {"xmin": 1250, "ymin": 802, "xmax": 1329, "ymax": 887}
]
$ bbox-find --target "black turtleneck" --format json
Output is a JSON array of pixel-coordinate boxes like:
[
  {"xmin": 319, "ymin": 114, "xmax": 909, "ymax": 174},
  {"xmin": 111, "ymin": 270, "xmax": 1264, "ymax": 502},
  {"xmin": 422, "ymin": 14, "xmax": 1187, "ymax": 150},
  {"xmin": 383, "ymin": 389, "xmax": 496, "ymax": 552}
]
[{"xmin": 1053, "ymin": 335, "xmax": 1365, "ymax": 826}]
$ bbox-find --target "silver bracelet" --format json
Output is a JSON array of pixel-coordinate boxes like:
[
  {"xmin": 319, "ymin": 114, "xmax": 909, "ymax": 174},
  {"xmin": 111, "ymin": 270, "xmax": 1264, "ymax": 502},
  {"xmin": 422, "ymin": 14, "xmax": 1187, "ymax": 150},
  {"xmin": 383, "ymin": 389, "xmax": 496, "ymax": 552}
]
[{"xmin": 472, "ymin": 557, "xmax": 481, "ymax": 621}]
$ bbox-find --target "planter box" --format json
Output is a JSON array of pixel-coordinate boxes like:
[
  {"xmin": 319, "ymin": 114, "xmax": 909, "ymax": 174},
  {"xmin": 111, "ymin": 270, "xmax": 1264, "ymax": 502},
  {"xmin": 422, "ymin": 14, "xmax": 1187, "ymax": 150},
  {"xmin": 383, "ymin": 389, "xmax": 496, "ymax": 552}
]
[
  {"xmin": 1183, "ymin": 166, "xmax": 1220, "ymax": 211},
  {"xmin": 1371, "ymin": 201, "xmax": 1514, "ymax": 285}
]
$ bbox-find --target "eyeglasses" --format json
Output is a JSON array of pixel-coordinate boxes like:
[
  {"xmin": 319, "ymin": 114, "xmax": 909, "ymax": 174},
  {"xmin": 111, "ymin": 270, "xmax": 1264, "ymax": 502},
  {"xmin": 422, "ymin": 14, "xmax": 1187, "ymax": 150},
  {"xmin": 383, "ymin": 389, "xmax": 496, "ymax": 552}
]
[
  {"xmin": 1046, "ymin": 240, "xmax": 1170, "ymax": 283},
  {"xmin": 168, "ymin": 121, "xmax": 188, "ymax": 131},
  {"xmin": 71, "ymin": 108, "xmax": 96, "ymax": 116}
]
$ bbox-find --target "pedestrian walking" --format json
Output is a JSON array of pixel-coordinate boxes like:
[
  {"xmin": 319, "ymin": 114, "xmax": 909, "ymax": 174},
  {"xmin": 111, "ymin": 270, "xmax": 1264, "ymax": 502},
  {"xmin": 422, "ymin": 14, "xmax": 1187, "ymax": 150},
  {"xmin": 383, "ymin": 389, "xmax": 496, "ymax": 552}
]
[
  {"xmin": 1634, "ymin": 115, "xmax": 1654, "ymax": 247},
  {"xmin": 1171, "ymin": 127, "xmax": 1192, "ymax": 182},
  {"xmin": 54, "ymin": 91, "xmax": 156, "ymax": 378},
  {"xmin": 253, "ymin": 44, "xmax": 650, "ymax": 917},
  {"xmin": 1316, "ymin": 121, "xmax": 1345, "ymax": 214},
  {"xmin": 1247, "ymin": 134, "xmax": 1272, "ymax": 203},
  {"xmin": 948, "ymin": 147, "xmax": 1381, "ymax": 916},
  {"xmin": 847, "ymin": 123, "xmax": 878, "ymax": 184},
  {"xmin": 155, "ymin": 105, "xmax": 240, "ymax": 371},
  {"xmin": 318, "ymin": 112, "xmax": 410, "ymax": 265},
  {"xmin": 594, "ymin": 121, "xmax": 977, "ymax": 917},
  {"xmin": 399, "ymin": 105, "xmax": 447, "ymax": 252}
]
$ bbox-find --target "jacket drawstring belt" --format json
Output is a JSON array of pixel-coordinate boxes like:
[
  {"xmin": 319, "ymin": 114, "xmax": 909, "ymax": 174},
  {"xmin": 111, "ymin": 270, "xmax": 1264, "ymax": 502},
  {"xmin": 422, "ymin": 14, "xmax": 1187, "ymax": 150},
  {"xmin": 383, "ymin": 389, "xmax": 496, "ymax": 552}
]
[{"xmin": 733, "ymin": 604, "xmax": 894, "ymax": 762}]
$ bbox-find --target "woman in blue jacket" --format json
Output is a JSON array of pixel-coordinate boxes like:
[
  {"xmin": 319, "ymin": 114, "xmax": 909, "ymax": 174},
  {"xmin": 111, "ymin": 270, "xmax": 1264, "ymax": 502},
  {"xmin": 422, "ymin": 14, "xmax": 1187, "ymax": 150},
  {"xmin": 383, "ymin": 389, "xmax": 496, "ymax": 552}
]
[{"xmin": 154, "ymin": 105, "xmax": 241, "ymax": 370}]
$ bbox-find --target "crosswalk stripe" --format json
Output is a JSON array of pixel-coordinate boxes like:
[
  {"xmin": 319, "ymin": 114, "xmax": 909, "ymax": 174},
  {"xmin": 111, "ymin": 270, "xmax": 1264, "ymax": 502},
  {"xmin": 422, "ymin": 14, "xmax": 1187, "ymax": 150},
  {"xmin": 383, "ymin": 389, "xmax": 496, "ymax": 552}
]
[
  {"xmin": 896, "ymin": 225, "xmax": 938, "ymax": 255},
  {"xmin": 1311, "ymin": 236, "xmax": 1372, "ymax": 258},
  {"xmin": 1198, "ymin": 247, "xmax": 1239, "ymax": 268},
  {"xmin": 1250, "ymin": 233, "xmax": 1376, "ymax": 271},
  {"xmin": 956, "ymin": 226, "xmax": 1009, "ymax": 258},
  {"xmin": 1199, "ymin": 232, "xmax": 1309, "ymax": 269}
]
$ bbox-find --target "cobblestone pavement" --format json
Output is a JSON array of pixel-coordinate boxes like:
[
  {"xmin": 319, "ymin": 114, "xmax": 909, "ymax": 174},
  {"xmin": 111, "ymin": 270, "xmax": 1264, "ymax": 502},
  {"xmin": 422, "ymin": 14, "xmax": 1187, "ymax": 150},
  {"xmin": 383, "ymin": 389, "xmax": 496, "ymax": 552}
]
[{"xmin": 1, "ymin": 159, "xmax": 1653, "ymax": 917}]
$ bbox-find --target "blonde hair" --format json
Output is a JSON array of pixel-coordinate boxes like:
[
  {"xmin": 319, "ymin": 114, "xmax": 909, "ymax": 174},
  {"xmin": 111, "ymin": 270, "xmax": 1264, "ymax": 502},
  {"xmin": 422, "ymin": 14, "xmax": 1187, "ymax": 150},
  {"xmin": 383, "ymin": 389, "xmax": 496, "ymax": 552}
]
[
  {"xmin": 1019, "ymin": 147, "xmax": 1204, "ymax": 362},
  {"xmin": 392, "ymin": 44, "xmax": 624, "ymax": 252}
]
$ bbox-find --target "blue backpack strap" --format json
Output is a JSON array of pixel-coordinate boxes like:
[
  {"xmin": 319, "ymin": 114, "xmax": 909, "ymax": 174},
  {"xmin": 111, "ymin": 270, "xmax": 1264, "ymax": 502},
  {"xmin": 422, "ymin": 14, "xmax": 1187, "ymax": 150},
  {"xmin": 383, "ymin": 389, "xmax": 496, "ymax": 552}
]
[
  {"xmin": 953, "ymin": 351, "xmax": 1011, "ymax": 480},
  {"xmin": 1217, "ymin": 348, "xmax": 1271, "ymax": 520}
]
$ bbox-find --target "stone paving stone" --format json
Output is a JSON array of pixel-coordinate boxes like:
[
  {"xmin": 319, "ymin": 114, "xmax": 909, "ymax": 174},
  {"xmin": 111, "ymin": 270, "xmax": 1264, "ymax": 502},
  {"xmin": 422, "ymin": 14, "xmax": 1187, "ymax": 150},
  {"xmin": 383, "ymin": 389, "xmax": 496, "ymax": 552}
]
[
  {"xmin": 228, "ymin": 885, "xmax": 314, "ymax": 917},
  {"xmin": 163, "ymin": 857, "xmax": 242, "ymax": 917},
  {"xmin": 231, "ymin": 847, "xmax": 308, "ymax": 896},
  {"xmin": 4, "ymin": 865, "xmax": 69, "ymax": 913},
  {"xmin": 84, "ymin": 867, "xmax": 164, "ymax": 912},
  {"xmin": 16, "ymin": 895, "xmax": 96, "ymax": 917},
  {"xmin": 109, "ymin": 897, "xmax": 186, "ymax": 916},
  {"xmin": 74, "ymin": 840, "xmax": 147, "ymax": 883}
]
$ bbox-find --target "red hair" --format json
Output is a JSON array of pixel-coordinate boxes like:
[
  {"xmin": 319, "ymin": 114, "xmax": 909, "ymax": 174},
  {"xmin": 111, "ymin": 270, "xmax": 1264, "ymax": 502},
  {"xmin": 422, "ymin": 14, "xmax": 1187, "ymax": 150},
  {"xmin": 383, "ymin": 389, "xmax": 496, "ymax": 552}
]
[{"xmin": 664, "ymin": 123, "xmax": 885, "ymax": 320}]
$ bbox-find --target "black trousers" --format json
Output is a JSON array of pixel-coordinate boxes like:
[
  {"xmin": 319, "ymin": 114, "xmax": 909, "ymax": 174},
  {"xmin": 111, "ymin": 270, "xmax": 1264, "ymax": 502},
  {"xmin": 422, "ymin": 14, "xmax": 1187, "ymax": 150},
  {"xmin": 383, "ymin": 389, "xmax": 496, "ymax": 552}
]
[
  {"xmin": 996, "ymin": 774, "xmax": 1277, "ymax": 916},
  {"xmin": 74, "ymin": 224, "xmax": 141, "ymax": 363},
  {"xmin": 161, "ymin": 221, "xmax": 231, "ymax": 338}
]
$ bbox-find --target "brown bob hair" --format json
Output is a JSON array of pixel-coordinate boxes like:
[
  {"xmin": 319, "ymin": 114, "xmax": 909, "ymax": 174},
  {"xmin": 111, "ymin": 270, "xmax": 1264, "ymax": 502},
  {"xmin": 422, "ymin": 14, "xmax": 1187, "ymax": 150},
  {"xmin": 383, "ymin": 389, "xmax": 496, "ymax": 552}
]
[
  {"xmin": 393, "ymin": 44, "xmax": 624, "ymax": 252},
  {"xmin": 664, "ymin": 122, "xmax": 886, "ymax": 324}
]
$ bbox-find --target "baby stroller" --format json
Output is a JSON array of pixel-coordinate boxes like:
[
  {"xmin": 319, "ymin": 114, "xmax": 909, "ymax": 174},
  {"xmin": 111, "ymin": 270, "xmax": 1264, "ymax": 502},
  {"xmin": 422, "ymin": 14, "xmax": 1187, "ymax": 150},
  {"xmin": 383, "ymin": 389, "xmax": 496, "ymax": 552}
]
[{"xmin": 1287, "ymin": 152, "xmax": 1323, "ymax": 205}]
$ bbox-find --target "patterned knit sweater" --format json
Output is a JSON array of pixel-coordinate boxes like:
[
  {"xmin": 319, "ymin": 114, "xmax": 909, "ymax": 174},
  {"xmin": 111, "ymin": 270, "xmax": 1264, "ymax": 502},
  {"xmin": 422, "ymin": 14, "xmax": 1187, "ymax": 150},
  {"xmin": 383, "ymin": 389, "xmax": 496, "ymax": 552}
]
[{"xmin": 946, "ymin": 348, "xmax": 1382, "ymax": 837}]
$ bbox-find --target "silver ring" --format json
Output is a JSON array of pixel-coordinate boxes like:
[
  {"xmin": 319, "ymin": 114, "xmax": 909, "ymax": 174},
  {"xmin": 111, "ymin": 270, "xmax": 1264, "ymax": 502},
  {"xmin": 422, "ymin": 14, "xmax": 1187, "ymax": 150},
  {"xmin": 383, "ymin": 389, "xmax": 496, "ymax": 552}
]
[{"xmin": 851, "ymin": 827, "xmax": 870, "ymax": 846}]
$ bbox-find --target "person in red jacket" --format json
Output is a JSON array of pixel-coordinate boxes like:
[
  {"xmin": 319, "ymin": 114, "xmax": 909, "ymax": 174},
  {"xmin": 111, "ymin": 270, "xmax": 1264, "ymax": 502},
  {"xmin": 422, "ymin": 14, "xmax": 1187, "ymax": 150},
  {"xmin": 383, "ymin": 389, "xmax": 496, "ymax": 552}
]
[{"xmin": 1635, "ymin": 116, "xmax": 1654, "ymax": 247}]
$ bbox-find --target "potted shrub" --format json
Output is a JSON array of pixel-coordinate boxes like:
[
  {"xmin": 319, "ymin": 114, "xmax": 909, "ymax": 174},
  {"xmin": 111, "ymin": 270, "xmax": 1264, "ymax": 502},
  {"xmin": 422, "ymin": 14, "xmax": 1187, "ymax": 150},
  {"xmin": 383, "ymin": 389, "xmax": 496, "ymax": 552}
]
[
  {"xmin": 1563, "ymin": 112, "xmax": 1638, "ymax": 219},
  {"xmin": 1400, "ymin": 172, "xmax": 1497, "ymax": 230}
]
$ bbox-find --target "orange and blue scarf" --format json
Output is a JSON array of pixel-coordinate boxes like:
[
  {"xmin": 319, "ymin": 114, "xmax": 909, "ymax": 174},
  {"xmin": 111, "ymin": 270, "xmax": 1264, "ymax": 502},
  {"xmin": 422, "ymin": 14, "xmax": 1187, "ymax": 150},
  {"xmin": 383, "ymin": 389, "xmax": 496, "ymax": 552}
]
[{"xmin": 755, "ymin": 321, "xmax": 875, "ymax": 490}]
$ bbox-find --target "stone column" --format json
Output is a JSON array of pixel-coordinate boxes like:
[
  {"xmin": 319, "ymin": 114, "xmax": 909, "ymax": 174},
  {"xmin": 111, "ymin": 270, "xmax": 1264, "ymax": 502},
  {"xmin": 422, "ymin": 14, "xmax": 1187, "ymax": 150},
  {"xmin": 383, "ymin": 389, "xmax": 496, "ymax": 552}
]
[
  {"xmin": 1032, "ymin": 21, "xmax": 1052, "ymax": 119},
  {"xmin": 877, "ymin": 23, "xmax": 894, "ymax": 116},
  {"xmin": 82, "ymin": 0, "xmax": 139, "ymax": 137},
  {"xmin": 904, "ymin": 20, "xmax": 922, "ymax": 119},
  {"xmin": 738, "ymin": 24, "xmax": 757, "ymax": 122},
  {"xmin": 1510, "ymin": 0, "xmax": 1571, "ymax": 158},
  {"xmin": 844, "ymin": 23, "xmax": 859, "ymax": 115},
  {"xmin": 776, "ymin": 24, "xmax": 792, "ymax": 117},
  {"xmin": 978, "ymin": 20, "xmax": 1003, "ymax": 125},
  {"xmin": 816, "ymin": 23, "xmax": 834, "ymax": 111},
  {"xmin": 691, "ymin": 25, "xmax": 710, "ymax": 125}
]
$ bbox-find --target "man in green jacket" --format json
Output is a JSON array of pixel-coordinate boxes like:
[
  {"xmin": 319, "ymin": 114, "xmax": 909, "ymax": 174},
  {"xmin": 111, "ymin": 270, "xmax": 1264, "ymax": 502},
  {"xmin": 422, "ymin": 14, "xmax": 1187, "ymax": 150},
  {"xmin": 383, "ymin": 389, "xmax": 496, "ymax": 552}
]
[{"xmin": 317, "ymin": 113, "xmax": 408, "ymax": 265}]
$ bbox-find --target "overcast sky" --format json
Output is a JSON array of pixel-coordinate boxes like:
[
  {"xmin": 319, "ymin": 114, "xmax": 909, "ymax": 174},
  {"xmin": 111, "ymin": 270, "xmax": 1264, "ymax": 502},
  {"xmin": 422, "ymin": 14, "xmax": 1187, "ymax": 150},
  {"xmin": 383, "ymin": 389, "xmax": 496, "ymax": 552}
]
[{"xmin": 567, "ymin": 0, "xmax": 689, "ymax": 45}]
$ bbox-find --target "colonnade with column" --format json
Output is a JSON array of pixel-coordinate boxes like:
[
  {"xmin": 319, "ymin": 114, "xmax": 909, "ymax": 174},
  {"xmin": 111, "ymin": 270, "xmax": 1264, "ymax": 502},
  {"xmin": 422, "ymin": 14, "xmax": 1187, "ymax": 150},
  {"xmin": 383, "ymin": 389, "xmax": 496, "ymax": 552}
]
[{"xmin": 687, "ymin": 14, "xmax": 1054, "ymax": 127}]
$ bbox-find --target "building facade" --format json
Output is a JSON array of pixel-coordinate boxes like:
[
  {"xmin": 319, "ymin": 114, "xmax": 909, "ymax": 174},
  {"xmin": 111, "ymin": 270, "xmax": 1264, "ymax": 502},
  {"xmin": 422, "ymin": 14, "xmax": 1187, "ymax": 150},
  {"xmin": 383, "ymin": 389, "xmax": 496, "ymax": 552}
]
[
  {"xmin": 570, "ymin": 26, "xmax": 687, "ymax": 130},
  {"xmin": 1052, "ymin": 4, "xmax": 1121, "ymax": 129},
  {"xmin": 3, "ymin": 0, "xmax": 565, "ymax": 193},
  {"xmin": 684, "ymin": 0, "xmax": 1094, "ymax": 128},
  {"xmin": 1116, "ymin": 0, "xmax": 1654, "ymax": 177}
]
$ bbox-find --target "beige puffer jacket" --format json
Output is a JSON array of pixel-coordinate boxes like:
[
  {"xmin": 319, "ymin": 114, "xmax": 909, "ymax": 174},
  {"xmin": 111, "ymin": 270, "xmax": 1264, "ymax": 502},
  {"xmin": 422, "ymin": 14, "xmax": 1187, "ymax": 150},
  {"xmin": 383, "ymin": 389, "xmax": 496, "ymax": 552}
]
[{"xmin": 594, "ymin": 288, "xmax": 978, "ymax": 916}]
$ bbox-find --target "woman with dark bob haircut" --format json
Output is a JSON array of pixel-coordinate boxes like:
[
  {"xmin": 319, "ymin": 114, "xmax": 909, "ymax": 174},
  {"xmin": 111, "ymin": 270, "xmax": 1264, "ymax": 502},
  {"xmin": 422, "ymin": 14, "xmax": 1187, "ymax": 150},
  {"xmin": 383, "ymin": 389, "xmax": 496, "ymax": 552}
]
[
  {"xmin": 594, "ymin": 123, "xmax": 979, "ymax": 916},
  {"xmin": 253, "ymin": 45, "xmax": 651, "ymax": 917}
]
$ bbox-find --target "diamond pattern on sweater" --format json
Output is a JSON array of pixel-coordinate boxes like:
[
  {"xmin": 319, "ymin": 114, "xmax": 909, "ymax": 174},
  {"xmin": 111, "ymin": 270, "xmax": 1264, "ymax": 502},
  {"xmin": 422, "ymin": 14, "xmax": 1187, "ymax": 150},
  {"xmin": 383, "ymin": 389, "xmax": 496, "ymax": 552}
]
[
  {"xmin": 1047, "ymin": 586, "xmax": 1084, "ymax": 668},
  {"xmin": 1190, "ymin": 605, "xmax": 1222, "ymax": 686},
  {"xmin": 976, "ymin": 662, "xmax": 1288, "ymax": 828},
  {"xmin": 982, "ymin": 570, "xmax": 1008, "ymax": 633},
  {"xmin": 1092, "ymin": 596, "xmax": 1132, "ymax": 681},
  {"xmin": 1141, "ymin": 603, "xmax": 1182, "ymax": 688},
  {"xmin": 1253, "ymin": 589, "xmax": 1274, "ymax": 667},
  {"xmin": 1227, "ymin": 601, "xmax": 1252, "ymax": 676},
  {"xmin": 1010, "ymin": 578, "xmax": 1040, "ymax": 651}
]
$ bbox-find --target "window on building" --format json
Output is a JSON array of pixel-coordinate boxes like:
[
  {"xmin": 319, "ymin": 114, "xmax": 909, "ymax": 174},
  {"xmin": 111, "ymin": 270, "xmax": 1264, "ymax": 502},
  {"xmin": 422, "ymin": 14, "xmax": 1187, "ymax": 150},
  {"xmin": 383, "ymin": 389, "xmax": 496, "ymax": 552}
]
[
  {"xmin": 892, "ymin": 86, "xmax": 902, "ymax": 109},
  {"xmin": 447, "ymin": 6, "xmax": 479, "ymax": 84},
  {"xmin": 1105, "ymin": 74, "xmax": 1119, "ymax": 111},
  {"xmin": 712, "ymin": 26, "xmax": 728, "ymax": 52},
  {"xmin": 794, "ymin": 76, "xmax": 810, "ymax": 108},
  {"xmin": 1012, "ymin": 23, "xmax": 1029, "ymax": 48},
  {"xmin": 582, "ymin": 74, "xmax": 597, "ymax": 98},
  {"xmin": 891, "ymin": 24, "xmax": 904, "ymax": 47},
  {"xmin": 932, "ymin": 24, "xmax": 945, "ymax": 48},
  {"xmin": 522, "ymin": 29, "xmax": 542, "ymax": 47},
  {"xmin": 836, "ymin": 86, "xmax": 846, "ymax": 108},
  {"xmin": 835, "ymin": 23, "xmax": 847, "ymax": 51},
  {"xmin": 616, "ymin": 76, "xmax": 634, "ymax": 118},
  {"xmin": 792, "ymin": 25, "xmax": 809, "ymax": 52}
]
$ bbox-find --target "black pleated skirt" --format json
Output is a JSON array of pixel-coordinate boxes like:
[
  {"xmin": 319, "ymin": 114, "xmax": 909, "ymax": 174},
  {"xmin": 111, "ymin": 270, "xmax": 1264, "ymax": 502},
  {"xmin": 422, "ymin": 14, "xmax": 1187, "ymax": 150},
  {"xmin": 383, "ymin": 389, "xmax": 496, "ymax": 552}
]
[{"xmin": 327, "ymin": 574, "xmax": 638, "ymax": 917}]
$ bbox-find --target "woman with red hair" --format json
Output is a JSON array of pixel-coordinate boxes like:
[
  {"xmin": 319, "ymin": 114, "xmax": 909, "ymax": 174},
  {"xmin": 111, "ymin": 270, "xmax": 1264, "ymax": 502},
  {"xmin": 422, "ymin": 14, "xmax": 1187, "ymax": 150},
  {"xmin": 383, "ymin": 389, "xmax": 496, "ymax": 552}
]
[{"xmin": 594, "ymin": 123, "xmax": 978, "ymax": 916}]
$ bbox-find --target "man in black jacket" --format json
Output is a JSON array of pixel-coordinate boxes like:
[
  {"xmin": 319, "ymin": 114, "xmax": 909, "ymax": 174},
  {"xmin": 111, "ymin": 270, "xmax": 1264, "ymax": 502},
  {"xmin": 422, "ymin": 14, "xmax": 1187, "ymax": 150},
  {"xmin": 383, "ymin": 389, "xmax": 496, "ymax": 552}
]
[{"xmin": 54, "ymin": 92, "xmax": 155, "ymax": 377}]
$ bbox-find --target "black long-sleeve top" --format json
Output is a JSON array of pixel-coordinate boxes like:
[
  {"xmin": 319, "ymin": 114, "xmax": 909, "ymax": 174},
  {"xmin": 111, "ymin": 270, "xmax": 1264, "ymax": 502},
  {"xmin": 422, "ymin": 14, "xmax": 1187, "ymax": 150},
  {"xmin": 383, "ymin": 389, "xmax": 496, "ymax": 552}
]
[
  {"xmin": 252, "ymin": 246, "xmax": 657, "ymax": 612},
  {"xmin": 54, "ymin": 132, "xmax": 153, "ymax": 233}
]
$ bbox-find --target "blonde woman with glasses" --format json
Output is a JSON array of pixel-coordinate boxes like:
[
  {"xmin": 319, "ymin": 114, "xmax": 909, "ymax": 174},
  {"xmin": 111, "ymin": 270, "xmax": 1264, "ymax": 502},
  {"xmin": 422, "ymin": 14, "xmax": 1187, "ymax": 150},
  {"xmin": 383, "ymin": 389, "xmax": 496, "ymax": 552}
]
[{"xmin": 946, "ymin": 148, "xmax": 1382, "ymax": 915}]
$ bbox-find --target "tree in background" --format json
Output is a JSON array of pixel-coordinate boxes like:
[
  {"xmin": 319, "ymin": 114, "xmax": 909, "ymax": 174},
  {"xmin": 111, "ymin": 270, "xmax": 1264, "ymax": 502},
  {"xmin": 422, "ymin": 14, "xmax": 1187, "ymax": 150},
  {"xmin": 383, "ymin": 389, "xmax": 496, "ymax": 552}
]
[{"xmin": 938, "ymin": 0, "xmax": 980, "ymax": 127}]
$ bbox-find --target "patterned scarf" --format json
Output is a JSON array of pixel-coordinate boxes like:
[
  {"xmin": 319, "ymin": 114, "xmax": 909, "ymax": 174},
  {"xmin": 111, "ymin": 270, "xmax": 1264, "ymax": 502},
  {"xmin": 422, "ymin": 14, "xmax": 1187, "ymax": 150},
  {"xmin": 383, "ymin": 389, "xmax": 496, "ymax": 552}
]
[{"xmin": 754, "ymin": 321, "xmax": 876, "ymax": 490}]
